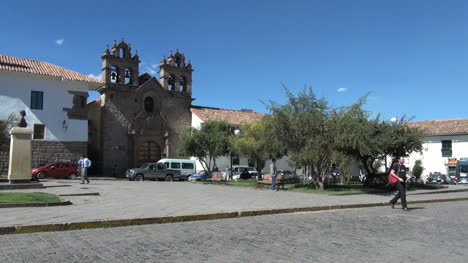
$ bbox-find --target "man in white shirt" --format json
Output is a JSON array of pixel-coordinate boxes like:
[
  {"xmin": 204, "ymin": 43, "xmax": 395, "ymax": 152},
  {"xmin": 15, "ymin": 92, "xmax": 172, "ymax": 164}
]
[{"xmin": 78, "ymin": 154, "xmax": 91, "ymax": 184}]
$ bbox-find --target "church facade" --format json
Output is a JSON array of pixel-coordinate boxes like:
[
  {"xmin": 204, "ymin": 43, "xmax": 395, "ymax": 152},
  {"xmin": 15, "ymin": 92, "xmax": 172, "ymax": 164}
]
[{"xmin": 88, "ymin": 40, "xmax": 194, "ymax": 177}]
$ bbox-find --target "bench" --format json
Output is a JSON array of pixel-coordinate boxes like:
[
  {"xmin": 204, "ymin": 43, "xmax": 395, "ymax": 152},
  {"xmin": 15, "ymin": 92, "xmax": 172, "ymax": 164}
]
[
  {"xmin": 256, "ymin": 175, "xmax": 285, "ymax": 191},
  {"xmin": 205, "ymin": 172, "xmax": 226, "ymax": 183}
]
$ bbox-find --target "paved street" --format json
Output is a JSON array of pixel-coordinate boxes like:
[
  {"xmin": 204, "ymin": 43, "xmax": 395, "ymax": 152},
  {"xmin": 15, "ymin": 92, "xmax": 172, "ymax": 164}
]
[
  {"xmin": 0, "ymin": 201, "xmax": 467, "ymax": 263},
  {"xmin": 1, "ymin": 180, "xmax": 468, "ymax": 227}
]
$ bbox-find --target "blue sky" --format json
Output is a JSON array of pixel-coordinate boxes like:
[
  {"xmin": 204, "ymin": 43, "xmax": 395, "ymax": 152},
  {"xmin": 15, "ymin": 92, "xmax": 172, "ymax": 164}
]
[{"xmin": 2, "ymin": 0, "xmax": 468, "ymax": 121}]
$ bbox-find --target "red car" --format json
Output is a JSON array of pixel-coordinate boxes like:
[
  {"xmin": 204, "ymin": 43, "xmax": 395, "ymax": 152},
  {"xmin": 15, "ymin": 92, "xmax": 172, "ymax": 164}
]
[{"xmin": 32, "ymin": 161, "xmax": 79, "ymax": 180}]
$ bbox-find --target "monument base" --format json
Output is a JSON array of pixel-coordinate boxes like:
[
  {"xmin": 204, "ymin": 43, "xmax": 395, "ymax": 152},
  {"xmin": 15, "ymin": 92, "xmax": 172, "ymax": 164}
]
[
  {"xmin": 9, "ymin": 179, "xmax": 33, "ymax": 184},
  {"xmin": 0, "ymin": 182, "xmax": 44, "ymax": 190}
]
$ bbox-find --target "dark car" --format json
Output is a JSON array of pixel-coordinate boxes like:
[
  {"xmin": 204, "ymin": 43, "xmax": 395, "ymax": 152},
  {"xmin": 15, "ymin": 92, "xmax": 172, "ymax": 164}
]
[
  {"xmin": 426, "ymin": 172, "xmax": 448, "ymax": 184},
  {"xmin": 32, "ymin": 162, "xmax": 79, "ymax": 180}
]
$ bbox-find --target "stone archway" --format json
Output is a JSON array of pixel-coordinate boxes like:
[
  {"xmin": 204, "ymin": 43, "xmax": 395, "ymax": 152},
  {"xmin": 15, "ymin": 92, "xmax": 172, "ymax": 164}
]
[{"xmin": 137, "ymin": 141, "xmax": 161, "ymax": 166}]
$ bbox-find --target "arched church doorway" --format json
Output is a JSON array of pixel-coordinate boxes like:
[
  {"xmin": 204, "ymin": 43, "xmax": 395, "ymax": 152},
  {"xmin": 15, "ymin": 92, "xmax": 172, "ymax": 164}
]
[{"xmin": 137, "ymin": 141, "xmax": 161, "ymax": 166}]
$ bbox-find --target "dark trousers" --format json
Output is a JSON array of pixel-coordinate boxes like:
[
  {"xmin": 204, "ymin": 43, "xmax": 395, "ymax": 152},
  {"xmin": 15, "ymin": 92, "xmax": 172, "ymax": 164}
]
[{"xmin": 390, "ymin": 181, "xmax": 407, "ymax": 208}]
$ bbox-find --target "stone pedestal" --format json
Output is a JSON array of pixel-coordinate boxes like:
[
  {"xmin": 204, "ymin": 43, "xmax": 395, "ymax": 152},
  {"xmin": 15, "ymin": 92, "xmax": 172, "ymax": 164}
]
[{"xmin": 8, "ymin": 127, "xmax": 33, "ymax": 184}]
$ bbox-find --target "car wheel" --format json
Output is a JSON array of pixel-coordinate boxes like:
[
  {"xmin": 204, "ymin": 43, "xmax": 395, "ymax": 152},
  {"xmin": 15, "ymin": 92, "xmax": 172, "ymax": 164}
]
[
  {"xmin": 134, "ymin": 174, "xmax": 144, "ymax": 182},
  {"xmin": 37, "ymin": 172, "xmax": 46, "ymax": 179},
  {"xmin": 68, "ymin": 173, "xmax": 77, "ymax": 180},
  {"xmin": 165, "ymin": 175, "xmax": 173, "ymax": 182}
]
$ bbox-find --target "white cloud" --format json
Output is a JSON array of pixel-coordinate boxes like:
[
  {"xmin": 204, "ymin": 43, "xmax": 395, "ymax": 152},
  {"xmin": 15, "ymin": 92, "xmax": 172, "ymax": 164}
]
[
  {"xmin": 390, "ymin": 117, "xmax": 397, "ymax": 123},
  {"xmin": 55, "ymin": 38, "xmax": 64, "ymax": 45},
  {"xmin": 151, "ymin": 64, "xmax": 157, "ymax": 69},
  {"xmin": 144, "ymin": 66, "xmax": 157, "ymax": 75},
  {"xmin": 88, "ymin": 73, "xmax": 102, "ymax": 80},
  {"xmin": 337, "ymin": 88, "xmax": 347, "ymax": 92}
]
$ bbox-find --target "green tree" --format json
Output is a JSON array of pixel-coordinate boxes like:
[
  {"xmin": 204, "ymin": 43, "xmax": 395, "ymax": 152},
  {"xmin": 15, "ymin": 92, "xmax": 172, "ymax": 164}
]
[
  {"xmin": 230, "ymin": 117, "xmax": 285, "ymax": 179},
  {"xmin": 0, "ymin": 113, "xmax": 20, "ymax": 150},
  {"xmin": 178, "ymin": 120, "xmax": 231, "ymax": 176},
  {"xmin": 267, "ymin": 87, "xmax": 335, "ymax": 189},
  {"xmin": 412, "ymin": 160, "xmax": 424, "ymax": 180},
  {"xmin": 332, "ymin": 95, "xmax": 423, "ymax": 175}
]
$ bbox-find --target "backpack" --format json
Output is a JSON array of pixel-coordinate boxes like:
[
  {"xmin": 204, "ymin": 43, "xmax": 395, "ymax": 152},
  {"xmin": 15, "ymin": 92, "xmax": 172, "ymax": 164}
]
[{"xmin": 388, "ymin": 164, "xmax": 399, "ymax": 185}]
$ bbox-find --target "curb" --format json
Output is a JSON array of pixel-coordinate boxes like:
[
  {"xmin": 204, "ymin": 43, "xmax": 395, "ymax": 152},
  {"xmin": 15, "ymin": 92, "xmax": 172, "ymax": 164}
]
[
  {"xmin": 0, "ymin": 200, "xmax": 72, "ymax": 209},
  {"xmin": 1, "ymin": 197, "xmax": 467, "ymax": 235},
  {"xmin": 408, "ymin": 188, "xmax": 468, "ymax": 195},
  {"xmin": 58, "ymin": 193, "xmax": 100, "ymax": 197}
]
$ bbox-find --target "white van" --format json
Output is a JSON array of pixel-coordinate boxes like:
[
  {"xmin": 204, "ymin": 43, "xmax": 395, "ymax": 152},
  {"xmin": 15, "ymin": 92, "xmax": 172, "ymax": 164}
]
[{"xmin": 157, "ymin": 159, "xmax": 196, "ymax": 178}]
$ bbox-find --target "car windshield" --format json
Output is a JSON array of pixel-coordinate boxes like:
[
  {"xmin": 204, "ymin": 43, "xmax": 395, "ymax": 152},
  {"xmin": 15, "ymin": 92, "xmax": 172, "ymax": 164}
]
[
  {"xmin": 140, "ymin": 163, "xmax": 151, "ymax": 169},
  {"xmin": 459, "ymin": 165, "xmax": 468, "ymax": 173}
]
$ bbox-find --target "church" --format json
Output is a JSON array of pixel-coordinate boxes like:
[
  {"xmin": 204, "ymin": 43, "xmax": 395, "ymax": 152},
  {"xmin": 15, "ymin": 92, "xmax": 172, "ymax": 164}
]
[{"xmin": 88, "ymin": 40, "xmax": 194, "ymax": 177}]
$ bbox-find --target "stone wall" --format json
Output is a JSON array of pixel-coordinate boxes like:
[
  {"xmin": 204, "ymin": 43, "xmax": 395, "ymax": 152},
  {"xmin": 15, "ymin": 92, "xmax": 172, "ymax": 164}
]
[{"xmin": 0, "ymin": 141, "xmax": 87, "ymax": 176}]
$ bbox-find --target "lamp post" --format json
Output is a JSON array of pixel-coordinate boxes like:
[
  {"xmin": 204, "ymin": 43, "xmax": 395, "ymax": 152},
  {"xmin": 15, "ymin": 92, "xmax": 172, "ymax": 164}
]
[{"xmin": 229, "ymin": 128, "xmax": 240, "ymax": 181}]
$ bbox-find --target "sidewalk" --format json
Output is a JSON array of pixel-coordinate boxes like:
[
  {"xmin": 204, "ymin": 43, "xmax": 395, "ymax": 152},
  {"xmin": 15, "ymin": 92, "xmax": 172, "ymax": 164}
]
[{"xmin": 1, "ymin": 180, "xmax": 468, "ymax": 233}]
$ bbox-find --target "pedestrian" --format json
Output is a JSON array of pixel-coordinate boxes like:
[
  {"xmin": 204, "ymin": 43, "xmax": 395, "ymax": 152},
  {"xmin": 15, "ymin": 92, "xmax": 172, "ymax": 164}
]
[
  {"xmin": 389, "ymin": 157, "xmax": 408, "ymax": 211},
  {"xmin": 78, "ymin": 154, "xmax": 91, "ymax": 184},
  {"xmin": 270, "ymin": 158, "xmax": 277, "ymax": 190}
]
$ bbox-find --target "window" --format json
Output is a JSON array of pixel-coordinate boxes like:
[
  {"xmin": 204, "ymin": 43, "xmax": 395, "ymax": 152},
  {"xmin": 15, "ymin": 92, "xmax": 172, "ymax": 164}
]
[
  {"xmin": 144, "ymin": 97, "xmax": 154, "ymax": 113},
  {"xmin": 441, "ymin": 140, "xmax": 452, "ymax": 157},
  {"xmin": 33, "ymin": 124, "xmax": 45, "ymax": 140},
  {"xmin": 31, "ymin": 91, "xmax": 43, "ymax": 110},
  {"xmin": 60, "ymin": 163, "xmax": 70, "ymax": 168},
  {"xmin": 170, "ymin": 162, "xmax": 180, "ymax": 169},
  {"xmin": 233, "ymin": 156, "xmax": 240, "ymax": 165},
  {"xmin": 182, "ymin": 163, "xmax": 194, "ymax": 169}
]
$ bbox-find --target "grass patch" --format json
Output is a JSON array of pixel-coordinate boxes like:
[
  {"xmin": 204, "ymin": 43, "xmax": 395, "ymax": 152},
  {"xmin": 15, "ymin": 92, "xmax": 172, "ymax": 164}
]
[{"xmin": 0, "ymin": 192, "xmax": 61, "ymax": 204}]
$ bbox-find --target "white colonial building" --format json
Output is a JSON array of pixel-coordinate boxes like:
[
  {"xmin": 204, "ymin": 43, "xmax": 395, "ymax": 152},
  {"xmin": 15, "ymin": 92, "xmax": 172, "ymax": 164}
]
[
  {"xmin": 0, "ymin": 54, "xmax": 103, "ymax": 173},
  {"xmin": 407, "ymin": 119, "xmax": 468, "ymax": 178}
]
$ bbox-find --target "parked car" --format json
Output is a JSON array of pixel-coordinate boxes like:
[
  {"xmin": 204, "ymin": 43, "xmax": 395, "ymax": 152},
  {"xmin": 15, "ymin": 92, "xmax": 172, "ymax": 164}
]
[
  {"xmin": 126, "ymin": 162, "xmax": 185, "ymax": 181},
  {"xmin": 231, "ymin": 166, "xmax": 258, "ymax": 181},
  {"xmin": 456, "ymin": 161, "xmax": 468, "ymax": 184},
  {"xmin": 425, "ymin": 172, "xmax": 449, "ymax": 184},
  {"xmin": 188, "ymin": 173, "xmax": 208, "ymax": 181},
  {"xmin": 31, "ymin": 161, "xmax": 79, "ymax": 180},
  {"xmin": 157, "ymin": 158, "xmax": 196, "ymax": 178}
]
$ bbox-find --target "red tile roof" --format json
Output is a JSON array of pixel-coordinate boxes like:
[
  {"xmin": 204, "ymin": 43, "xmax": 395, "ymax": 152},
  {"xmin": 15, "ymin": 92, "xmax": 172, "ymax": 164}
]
[
  {"xmin": 191, "ymin": 106, "xmax": 265, "ymax": 125},
  {"xmin": 0, "ymin": 54, "xmax": 104, "ymax": 85},
  {"xmin": 408, "ymin": 119, "xmax": 468, "ymax": 136}
]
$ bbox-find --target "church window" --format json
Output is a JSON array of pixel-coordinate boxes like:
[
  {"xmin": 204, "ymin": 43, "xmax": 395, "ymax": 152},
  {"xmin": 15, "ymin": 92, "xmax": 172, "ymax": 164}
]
[
  {"xmin": 175, "ymin": 56, "xmax": 181, "ymax": 68},
  {"xmin": 144, "ymin": 97, "xmax": 154, "ymax": 113}
]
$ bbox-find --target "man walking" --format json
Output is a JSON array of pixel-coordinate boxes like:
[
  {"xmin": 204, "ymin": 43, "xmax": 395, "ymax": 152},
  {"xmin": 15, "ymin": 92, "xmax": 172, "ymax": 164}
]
[
  {"xmin": 270, "ymin": 158, "xmax": 277, "ymax": 191},
  {"xmin": 78, "ymin": 154, "xmax": 91, "ymax": 184},
  {"xmin": 389, "ymin": 157, "xmax": 408, "ymax": 210}
]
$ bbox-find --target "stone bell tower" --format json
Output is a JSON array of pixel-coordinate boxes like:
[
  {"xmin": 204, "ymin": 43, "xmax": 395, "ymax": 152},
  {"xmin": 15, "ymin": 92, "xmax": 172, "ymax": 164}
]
[
  {"xmin": 101, "ymin": 39, "xmax": 140, "ymax": 86},
  {"xmin": 158, "ymin": 49, "xmax": 193, "ymax": 93}
]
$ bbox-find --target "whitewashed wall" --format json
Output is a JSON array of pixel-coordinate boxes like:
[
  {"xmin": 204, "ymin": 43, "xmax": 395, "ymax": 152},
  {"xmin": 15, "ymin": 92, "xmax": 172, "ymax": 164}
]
[
  {"xmin": 191, "ymin": 112, "xmax": 203, "ymax": 129},
  {"xmin": 0, "ymin": 71, "xmax": 91, "ymax": 142},
  {"xmin": 406, "ymin": 135, "xmax": 468, "ymax": 176}
]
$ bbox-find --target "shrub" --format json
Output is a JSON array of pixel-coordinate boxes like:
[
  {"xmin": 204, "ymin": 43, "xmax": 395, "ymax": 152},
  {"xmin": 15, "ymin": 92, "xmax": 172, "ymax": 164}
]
[{"xmin": 412, "ymin": 160, "xmax": 424, "ymax": 180}]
